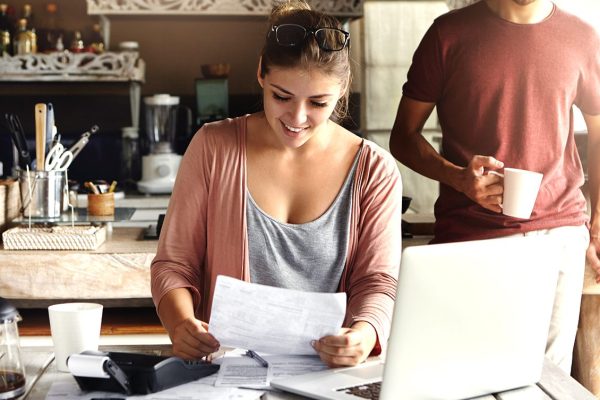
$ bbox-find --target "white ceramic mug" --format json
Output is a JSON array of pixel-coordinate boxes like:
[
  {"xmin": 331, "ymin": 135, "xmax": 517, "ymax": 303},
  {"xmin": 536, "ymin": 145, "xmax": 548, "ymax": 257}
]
[
  {"xmin": 489, "ymin": 168, "xmax": 543, "ymax": 219},
  {"xmin": 48, "ymin": 303, "xmax": 103, "ymax": 372}
]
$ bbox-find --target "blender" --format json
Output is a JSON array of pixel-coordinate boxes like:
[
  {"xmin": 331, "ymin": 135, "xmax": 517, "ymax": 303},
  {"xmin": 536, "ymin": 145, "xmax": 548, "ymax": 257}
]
[{"xmin": 137, "ymin": 94, "xmax": 184, "ymax": 194}]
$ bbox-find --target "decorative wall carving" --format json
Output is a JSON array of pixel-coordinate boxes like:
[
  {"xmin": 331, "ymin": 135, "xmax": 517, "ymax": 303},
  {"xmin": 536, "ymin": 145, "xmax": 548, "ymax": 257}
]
[
  {"xmin": 86, "ymin": 0, "xmax": 363, "ymax": 17},
  {"xmin": 0, "ymin": 51, "xmax": 145, "ymax": 82}
]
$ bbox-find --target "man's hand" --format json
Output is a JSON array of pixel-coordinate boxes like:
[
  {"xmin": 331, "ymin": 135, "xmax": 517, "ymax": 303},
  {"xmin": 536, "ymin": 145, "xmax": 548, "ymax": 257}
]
[
  {"xmin": 456, "ymin": 155, "xmax": 504, "ymax": 213},
  {"xmin": 170, "ymin": 317, "xmax": 220, "ymax": 360},
  {"xmin": 588, "ymin": 234, "xmax": 600, "ymax": 283},
  {"xmin": 312, "ymin": 321, "xmax": 377, "ymax": 368}
]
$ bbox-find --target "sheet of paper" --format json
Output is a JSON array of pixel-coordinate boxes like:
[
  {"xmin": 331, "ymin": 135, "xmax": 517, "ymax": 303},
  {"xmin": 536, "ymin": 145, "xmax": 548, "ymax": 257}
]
[
  {"xmin": 214, "ymin": 356, "xmax": 269, "ymax": 389},
  {"xmin": 266, "ymin": 354, "xmax": 329, "ymax": 380},
  {"xmin": 214, "ymin": 354, "xmax": 327, "ymax": 389},
  {"xmin": 209, "ymin": 275, "xmax": 346, "ymax": 354}
]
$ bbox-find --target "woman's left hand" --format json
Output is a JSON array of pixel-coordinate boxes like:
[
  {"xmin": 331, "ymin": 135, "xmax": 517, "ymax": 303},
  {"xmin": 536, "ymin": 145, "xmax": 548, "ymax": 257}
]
[{"xmin": 312, "ymin": 321, "xmax": 377, "ymax": 368}]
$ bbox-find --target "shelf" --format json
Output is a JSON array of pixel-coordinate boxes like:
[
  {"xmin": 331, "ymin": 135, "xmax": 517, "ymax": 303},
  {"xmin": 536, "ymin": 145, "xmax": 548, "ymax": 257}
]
[
  {"xmin": 13, "ymin": 207, "xmax": 136, "ymax": 224},
  {"xmin": 0, "ymin": 51, "xmax": 144, "ymax": 127},
  {"xmin": 0, "ymin": 51, "xmax": 145, "ymax": 82}
]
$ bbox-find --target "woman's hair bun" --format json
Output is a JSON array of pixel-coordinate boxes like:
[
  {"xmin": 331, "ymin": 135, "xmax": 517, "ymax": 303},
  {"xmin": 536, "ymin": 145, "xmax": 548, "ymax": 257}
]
[{"xmin": 269, "ymin": 0, "xmax": 312, "ymax": 25}]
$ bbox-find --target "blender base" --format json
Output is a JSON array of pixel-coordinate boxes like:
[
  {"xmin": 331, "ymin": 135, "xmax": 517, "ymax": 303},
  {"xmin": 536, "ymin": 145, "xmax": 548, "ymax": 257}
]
[{"xmin": 137, "ymin": 153, "xmax": 181, "ymax": 194}]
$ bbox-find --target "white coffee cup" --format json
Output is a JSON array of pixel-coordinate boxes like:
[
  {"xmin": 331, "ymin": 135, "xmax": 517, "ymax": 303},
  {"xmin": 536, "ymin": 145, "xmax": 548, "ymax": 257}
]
[
  {"xmin": 48, "ymin": 303, "xmax": 103, "ymax": 372},
  {"xmin": 489, "ymin": 168, "xmax": 543, "ymax": 219}
]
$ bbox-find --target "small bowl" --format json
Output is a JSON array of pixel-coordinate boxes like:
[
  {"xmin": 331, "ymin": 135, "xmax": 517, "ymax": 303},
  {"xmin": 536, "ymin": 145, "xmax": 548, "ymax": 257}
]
[{"xmin": 201, "ymin": 63, "xmax": 231, "ymax": 79}]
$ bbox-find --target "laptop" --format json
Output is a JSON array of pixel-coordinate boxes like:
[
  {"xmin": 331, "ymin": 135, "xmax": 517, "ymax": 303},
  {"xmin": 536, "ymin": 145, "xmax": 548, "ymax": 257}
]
[{"xmin": 271, "ymin": 235, "xmax": 561, "ymax": 400}]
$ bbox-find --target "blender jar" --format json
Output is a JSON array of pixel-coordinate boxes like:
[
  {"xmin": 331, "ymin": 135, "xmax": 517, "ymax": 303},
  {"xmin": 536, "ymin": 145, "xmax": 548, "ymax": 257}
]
[{"xmin": 143, "ymin": 94, "xmax": 180, "ymax": 155}]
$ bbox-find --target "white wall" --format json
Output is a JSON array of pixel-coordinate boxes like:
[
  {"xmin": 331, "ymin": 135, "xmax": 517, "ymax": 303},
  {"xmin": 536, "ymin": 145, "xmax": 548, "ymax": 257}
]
[{"xmin": 363, "ymin": 1, "xmax": 448, "ymax": 213}]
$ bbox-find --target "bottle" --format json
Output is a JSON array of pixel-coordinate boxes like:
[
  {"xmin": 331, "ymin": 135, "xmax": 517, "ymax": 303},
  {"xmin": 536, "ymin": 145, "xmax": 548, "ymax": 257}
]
[
  {"xmin": 55, "ymin": 33, "xmax": 63, "ymax": 51},
  {"xmin": 0, "ymin": 4, "xmax": 11, "ymax": 32},
  {"xmin": 13, "ymin": 18, "xmax": 35, "ymax": 55},
  {"xmin": 88, "ymin": 23, "xmax": 104, "ymax": 54},
  {"xmin": 0, "ymin": 3, "xmax": 11, "ymax": 55},
  {"xmin": 120, "ymin": 127, "xmax": 141, "ymax": 190},
  {"xmin": 69, "ymin": 30, "xmax": 83, "ymax": 53},
  {"xmin": 0, "ymin": 30, "xmax": 9, "ymax": 56},
  {"xmin": 40, "ymin": 2, "xmax": 59, "ymax": 52},
  {"xmin": 20, "ymin": 4, "xmax": 33, "ymax": 30}
]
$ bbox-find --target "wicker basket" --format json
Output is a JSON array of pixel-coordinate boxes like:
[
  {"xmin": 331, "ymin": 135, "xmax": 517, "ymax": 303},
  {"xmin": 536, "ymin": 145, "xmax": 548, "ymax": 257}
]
[
  {"xmin": 2, "ymin": 225, "xmax": 107, "ymax": 250},
  {"xmin": 0, "ymin": 179, "xmax": 20, "ymax": 229}
]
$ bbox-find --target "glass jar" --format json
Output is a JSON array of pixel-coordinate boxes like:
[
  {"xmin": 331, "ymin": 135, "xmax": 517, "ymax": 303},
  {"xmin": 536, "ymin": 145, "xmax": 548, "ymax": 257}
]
[
  {"xmin": 0, "ymin": 298, "xmax": 26, "ymax": 400},
  {"xmin": 121, "ymin": 126, "xmax": 141, "ymax": 190}
]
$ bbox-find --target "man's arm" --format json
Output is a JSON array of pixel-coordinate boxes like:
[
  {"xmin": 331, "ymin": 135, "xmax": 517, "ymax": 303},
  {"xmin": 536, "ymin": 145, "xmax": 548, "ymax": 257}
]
[
  {"xmin": 389, "ymin": 95, "xmax": 504, "ymax": 212},
  {"xmin": 582, "ymin": 112, "xmax": 600, "ymax": 281}
]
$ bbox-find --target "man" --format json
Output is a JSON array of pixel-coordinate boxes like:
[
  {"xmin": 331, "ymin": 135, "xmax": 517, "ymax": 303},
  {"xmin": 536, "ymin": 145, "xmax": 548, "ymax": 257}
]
[{"xmin": 389, "ymin": 0, "xmax": 600, "ymax": 374}]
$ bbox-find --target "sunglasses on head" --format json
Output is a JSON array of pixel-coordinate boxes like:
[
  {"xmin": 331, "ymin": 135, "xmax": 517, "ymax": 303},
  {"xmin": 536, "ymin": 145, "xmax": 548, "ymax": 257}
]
[{"xmin": 270, "ymin": 23, "xmax": 350, "ymax": 52}]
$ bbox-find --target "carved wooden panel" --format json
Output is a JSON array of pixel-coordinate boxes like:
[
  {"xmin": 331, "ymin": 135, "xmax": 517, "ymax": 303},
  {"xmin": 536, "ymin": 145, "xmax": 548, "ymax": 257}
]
[
  {"xmin": 86, "ymin": 0, "xmax": 363, "ymax": 17},
  {"xmin": 0, "ymin": 51, "xmax": 145, "ymax": 82}
]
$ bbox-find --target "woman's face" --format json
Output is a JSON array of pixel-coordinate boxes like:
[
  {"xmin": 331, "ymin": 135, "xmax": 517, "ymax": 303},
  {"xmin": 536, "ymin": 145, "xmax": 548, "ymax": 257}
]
[{"xmin": 259, "ymin": 66, "xmax": 344, "ymax": 149}]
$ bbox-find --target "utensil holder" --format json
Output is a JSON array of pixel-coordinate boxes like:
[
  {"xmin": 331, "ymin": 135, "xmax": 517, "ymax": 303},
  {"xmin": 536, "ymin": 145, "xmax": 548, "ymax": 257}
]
[
  {"xmin": 18, "ymin": 169, "xmax": 66, "ymax": 219},
  {"xmin": 87, "ymin": 192, "xmax": 115, "ymax": 216}
]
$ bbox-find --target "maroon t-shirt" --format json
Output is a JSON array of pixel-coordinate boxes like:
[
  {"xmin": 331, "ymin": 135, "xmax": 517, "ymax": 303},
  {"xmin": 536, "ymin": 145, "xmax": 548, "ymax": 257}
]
[{"xmin": 403, "ymin": 1, "xmax": 600, "ymax": 243}]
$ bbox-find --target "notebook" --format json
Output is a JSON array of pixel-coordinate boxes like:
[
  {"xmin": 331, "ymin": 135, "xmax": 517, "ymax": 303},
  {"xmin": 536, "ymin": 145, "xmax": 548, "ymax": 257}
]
[{"xmin": 271, "ymin": 235, "xmax": 561, "ymax": 400}]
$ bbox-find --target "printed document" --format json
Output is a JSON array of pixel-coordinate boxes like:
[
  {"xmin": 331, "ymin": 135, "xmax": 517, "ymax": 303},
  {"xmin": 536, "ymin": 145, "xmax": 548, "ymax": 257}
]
[
  {"xmin": 209, "ymin": 275, "xmax": 346, "ymax": 354},
  {"xmin": 214, "ymin": 351, "xmax": 328, "ymax": 389}
]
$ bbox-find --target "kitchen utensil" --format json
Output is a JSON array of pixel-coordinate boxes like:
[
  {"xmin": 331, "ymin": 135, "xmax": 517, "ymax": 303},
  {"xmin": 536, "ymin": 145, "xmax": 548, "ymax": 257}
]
[
  {"xmin": 68, "ymin": 125, "xmax": 100, "ymax": 160},
  {"xmin": 0, "ymin": 297, "xmax": 26, "ymax": 399},
  {"xmin": 45, "ymin": 143, "xmax": 74, "ymax": 172},
  {"xmin": 35, "ymin": 103, "xmax": 47, "ymax": 171},
  {"xmin": 45, "ymin": 102, "xmax": 54, "ymax": 151},
  {"xmin": 4, "ymin": 113, "xmax": 31, "ymax": 170}
]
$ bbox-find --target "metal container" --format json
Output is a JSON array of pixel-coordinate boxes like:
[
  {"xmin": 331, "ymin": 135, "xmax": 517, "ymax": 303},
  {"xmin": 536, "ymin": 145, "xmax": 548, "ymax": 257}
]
[{"xmin": 18, "ymin": 169, "xmax": 66, "ymax": 219}]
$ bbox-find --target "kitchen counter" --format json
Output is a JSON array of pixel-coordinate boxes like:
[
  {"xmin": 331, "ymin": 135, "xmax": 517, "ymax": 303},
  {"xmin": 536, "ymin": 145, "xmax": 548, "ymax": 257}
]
[{"xmin": 0, "ymin": 227, "xmax": 157, "ymax": 307}]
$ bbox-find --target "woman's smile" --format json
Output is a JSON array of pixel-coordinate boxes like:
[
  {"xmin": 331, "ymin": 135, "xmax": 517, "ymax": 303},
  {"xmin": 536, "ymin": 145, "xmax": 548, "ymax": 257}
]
[{"xmin": 281, "ymin": 121, "xmax": 309, "ymax": 137}]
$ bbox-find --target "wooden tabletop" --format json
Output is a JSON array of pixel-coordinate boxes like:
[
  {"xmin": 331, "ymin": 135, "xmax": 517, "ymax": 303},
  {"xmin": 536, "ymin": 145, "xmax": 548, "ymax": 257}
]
[{"xmin": 17, "ymin": 345, "xmax": 596, "ymax": 400}]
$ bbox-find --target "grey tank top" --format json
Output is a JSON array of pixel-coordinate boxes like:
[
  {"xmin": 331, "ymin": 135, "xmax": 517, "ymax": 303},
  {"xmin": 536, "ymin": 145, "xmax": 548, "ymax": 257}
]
[{"xmin": 247, "ymin": 153, "xmax": 359, "ymax": 293}]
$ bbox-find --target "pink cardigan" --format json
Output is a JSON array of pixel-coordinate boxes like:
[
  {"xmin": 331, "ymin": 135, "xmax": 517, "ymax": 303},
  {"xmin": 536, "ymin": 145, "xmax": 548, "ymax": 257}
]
[{"xmin": 151, "ymin": 115, "xmax": 403, "ymax": 353}]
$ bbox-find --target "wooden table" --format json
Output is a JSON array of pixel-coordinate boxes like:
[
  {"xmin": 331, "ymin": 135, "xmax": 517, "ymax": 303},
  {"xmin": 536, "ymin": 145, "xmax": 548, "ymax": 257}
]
[{"xmin": 16, "ymin": 345, "xmax": 596, "ymax": 400}]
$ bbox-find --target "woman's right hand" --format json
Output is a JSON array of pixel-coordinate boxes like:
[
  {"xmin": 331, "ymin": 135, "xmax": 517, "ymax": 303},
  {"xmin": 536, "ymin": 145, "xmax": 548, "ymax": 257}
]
[{"xmin": 170, "ymin": 317, "xmax": 220, "ymax": 360}]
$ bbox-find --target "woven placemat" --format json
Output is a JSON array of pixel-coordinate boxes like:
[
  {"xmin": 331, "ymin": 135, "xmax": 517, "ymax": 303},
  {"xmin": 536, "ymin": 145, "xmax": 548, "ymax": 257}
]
[{"xmin": 2, "ymin": 225, "xmax": 107, "ymax": 250}]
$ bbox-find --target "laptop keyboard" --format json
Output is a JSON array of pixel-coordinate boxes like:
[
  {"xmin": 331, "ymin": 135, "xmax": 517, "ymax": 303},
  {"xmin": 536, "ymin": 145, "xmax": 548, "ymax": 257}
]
[{"xmin": 337, "ymin": 381, "xmax": 382, "ymax": 399}]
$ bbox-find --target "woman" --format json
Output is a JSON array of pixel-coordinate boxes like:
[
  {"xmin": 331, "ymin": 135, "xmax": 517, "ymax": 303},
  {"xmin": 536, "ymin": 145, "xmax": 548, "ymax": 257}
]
[{"xmin": 151, "ymin": 0, "xmax": 402, "ymax": 368}]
